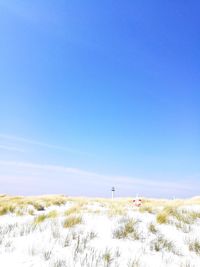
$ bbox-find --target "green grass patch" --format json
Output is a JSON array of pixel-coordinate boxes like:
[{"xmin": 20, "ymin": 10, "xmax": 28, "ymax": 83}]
[
  {"xmin": 148, "ymin": 223, "xmax": 157, "ymax": 234},
  {"xmin": 63, "ymin": 216, "xmax": 82, "ymax": 228},
  {"xmin": 34, "ymin": 214, "xmax": 47, "ymax": 224},
  {"xmin": 188, "ymin": 239, "xmax": 200, "ymax": 255},
  {"xmin": 139, "ymin": 205, "xmax": 153, "ymax": 213},
  {"xmin": 64, "ymin": 206, "xmax": 81, "ymax": 216},
  {"xmin": 47, "ymin": 210, "xmax": 58, "ymax": 218},
  {"xmin": 113, "ymin": 218, "xmax": 139, "ymax": 240},
  {"xmin": 150, "ymin": 235, "xmax": 175, "ymax": 253}
]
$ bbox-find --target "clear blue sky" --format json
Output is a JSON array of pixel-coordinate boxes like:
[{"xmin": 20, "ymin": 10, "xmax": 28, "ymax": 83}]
[{"xmin": 0, "ymin": 1, "xmax": 200, "ymax": 198}]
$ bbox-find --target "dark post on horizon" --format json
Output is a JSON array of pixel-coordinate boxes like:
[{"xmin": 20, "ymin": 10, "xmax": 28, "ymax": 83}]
[{"xmin": 111, "ymin": 186, "xmax": 115, "ymax": 200}]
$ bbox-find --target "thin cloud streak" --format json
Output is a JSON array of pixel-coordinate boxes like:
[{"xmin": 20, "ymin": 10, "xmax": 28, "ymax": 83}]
[
  {"xmin": 0, "ymin": 160, "xmax": 198, "ymax": 198},
  {"xmin": 0, "ymin": 145, "xmax": 25, "ymax": 153},
  {"xmin": 0, "ymin": 160, "xmax": 98, "ymax": 178},
  {"xmin": 0, "ymin": 134, "xmax": 93, "ymax": 156}
]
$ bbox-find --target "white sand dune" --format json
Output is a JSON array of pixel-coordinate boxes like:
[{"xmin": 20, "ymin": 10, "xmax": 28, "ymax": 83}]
[{"xmin": 0, "ymin": 196, "xmax": 200, "ymax": 267}]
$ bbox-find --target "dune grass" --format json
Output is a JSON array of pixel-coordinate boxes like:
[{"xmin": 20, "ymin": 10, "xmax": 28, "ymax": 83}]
[
  {"xmin": 139, "ymin": 205, "xmax": 153, "ymax": 213},
  {"xmin": 0, "ymin": 195, "xmax": 68, "ymax": 216},
  {"xmin": 34, "ymin": 210, "xmax": 58, "ymax": 224},
  {"xmin": 0, "ymin": 204, "xmax": 15, "ymax": 215},
  {"xmin": 108, "ymin": 203, "xmax": 127, "ymax": 217},
  {"xmin": 0, "ymin": 195, "xmax": 200, "ymax": 266},
  {"xmin": 64, "ymin": 205, "xmax": 82, "ymax": 216},
  {"xmin": 113, "ymin": 218, "xmax": 140, "ymax": 240},
  {"xmin": 150, "ymin": 235, "xmax": 176, "ymax": 254},
  {"xmin": 148, "ymin": 223, "xmax": 158, "ymax": 234},
  {"xmin": 0, "ymin": 206, "xmax": 9, "ymax": 216},
  {"xmin": 63, "ymin": 216, "xmax": 82, "ymax": 228},
  {"xmin": 188, "ymin": 239, "xmax": 200, "ymax": 255},
  {"xmin": 156, "ymin": 205, "xmax": 200, "ymax": 225},
  {"xmin": 34, "ymin": 214, "xmax": 47, "ymax": 224}
]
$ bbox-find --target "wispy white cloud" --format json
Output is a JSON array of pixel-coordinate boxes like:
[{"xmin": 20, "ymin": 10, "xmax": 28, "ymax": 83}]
[
  {"xmin": 0, "ymin": 145, "xmax": 24, "ymax": 153},
  {"xmin": 0, "ymin": 160, "xmax": 98, "ymax": 178},
  {"xmin": 0, "ymin": 134, "xmax": 93, "ymax": 156},
  {"xmin": 0, "ymin": 160, "xmax": 198, "ymax": 198}
]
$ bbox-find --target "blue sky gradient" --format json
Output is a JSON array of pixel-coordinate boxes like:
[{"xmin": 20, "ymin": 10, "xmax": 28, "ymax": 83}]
[{"xmin": 0, "ymin": 1, "xmax": 200, "ymax": 197}]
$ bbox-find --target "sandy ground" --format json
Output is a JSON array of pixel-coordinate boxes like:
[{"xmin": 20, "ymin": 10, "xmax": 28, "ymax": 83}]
[{"xmin": 0, "ymin": 196, "xmax": 200, "ymax": 267}]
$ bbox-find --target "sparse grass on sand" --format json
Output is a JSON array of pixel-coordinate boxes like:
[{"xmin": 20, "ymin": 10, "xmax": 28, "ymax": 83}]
[
  {"xmin": 34, "ymin": 214, "xmax": 47, "ymax": 224},
  {"xmin": 141, "ymin": 197, "xmax": 200, "ymax": 209},
  {"xmin": 102, "ymin": 249, "xmax": 113, "ymax": 266},
  {"xmin": 148, "ymin": 223, "xmax": 158, "ymax": 234},
  {"xmin": 63, "ymin": 215, "xmax": 82, "ymax": 228},
  {"xmin": 64, "ymin": 205, "xmax": 82, "ymax": 216},
  {"xmin": 0, "ymin": 195, "xmax": 200, "ymax": 267},
  {"xmin": 187, "ymin": 239, "xmax": 200, "ymax": 255},
  {"xmin": 113, "ymin": 218, "xmax": 140, "ymax": 240},
  {"xmin": 156, "ymin": 205, "xmax": 200, "ymax": 225},
  {"xmin": 0, "ymin": 204, "xmax": 15, "ymax": 216},
  {"xmin": 108, "ymin": 204, "xmax": 126, "ymax": 217},
  {"xmin": 47, "ymin": 210, "xmax": 58, "ymax": 218},
  {"xmin": 34, "ymin": 211, "xmax": 58, "ymax": 224},
  {"xmin": 139, "ymin": 205, "xmax": 153, "ymax": 213},
  {"xmin": 0, "ymin": 194, "xmax": 68, "ymax": 216},
  {"xmin": 150, "ymin": 234, "xmax": 176, "ymax": 254}
]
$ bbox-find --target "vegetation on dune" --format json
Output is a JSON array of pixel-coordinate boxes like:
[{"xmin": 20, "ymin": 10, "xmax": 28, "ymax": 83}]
[
  {"xmin": 113, "ymin": 218, "xmax": 140, "ymax": 240},
  {"xmin": 0, "ymin": 204, "xmax": 15, "ymax": 215},
  {"xmin": 0, "ymin": 206, "xmax": 9, "ymax": 216},
  {"xmin": 63, "ymin": 216, "xmax": 82, "ymax": 228},
  {"xmin": 139, "ymin": 205, "xmax": 153, "ymax": 213},
  {"xmin": 108, "ymin": 204, "xmax": 126, "ymax": 217},
  {"xmin": 188, "ymin": 239, "xmax": 200, "ymax": 255},
  {"xmin": 47, "ymin": 210, "xmax": 58, "ymax": 218},
  {"xmin": 150, "ymin": 235, "xmax": 176, "ymax": 254},
  {"xmin": 148, "ymin": 223, "xmax": 158, "ymax": 234},
  {"xmin": 156, "ymin": 212, "xmax": 169, "ymax": 224},
  {"xmin": 0, "ymin": 195, "xmax": 68, "ymax": 216},
  {"xmin": 64, "ymin": 205, "xmax": 82, "ymax": 216},
  {"xmin": 34, "ymin": 214, "xmax": 47, "ymax": 224},
  {"xmin": 141, "ymin": 197, "xmax": 200, "ymax": 210},
  {"xmin": 65, "ymin": 197, "xmax": 88, "ymax": 207},
  {"xmin": 0, "ymin": 195, "xmax": 200, "ymax": 266},
  {"xmin": 156, "ymin": 205, "xmax": 200, "ymax": 225},
  {"xmin": 34, "ymin": 210, "xmax": 58, "ymax": 224},
  {"xmin": 102, "ymin": 249, "xmax": 113, "ymax": 267}
]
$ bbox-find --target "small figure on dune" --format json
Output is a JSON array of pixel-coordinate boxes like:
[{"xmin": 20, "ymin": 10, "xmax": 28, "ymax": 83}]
[{"xmin": 133, "ymin": 195, "xmax": 142, "ymax": 207}]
